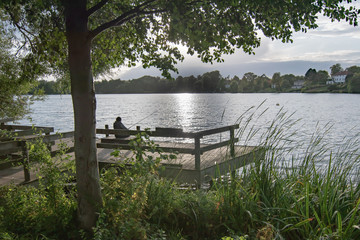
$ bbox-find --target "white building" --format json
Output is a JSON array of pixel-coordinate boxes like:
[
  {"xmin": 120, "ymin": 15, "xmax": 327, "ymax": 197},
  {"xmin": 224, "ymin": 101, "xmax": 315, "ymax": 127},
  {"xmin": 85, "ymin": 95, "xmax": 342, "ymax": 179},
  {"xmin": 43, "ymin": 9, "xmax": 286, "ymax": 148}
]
[
  {"xmin": 292, "ymin": 80, "xmax": 305, "ymax": 89},
  {"xmin": 328, "ymin": 71, "xmax": 349, "ymax": 84}
]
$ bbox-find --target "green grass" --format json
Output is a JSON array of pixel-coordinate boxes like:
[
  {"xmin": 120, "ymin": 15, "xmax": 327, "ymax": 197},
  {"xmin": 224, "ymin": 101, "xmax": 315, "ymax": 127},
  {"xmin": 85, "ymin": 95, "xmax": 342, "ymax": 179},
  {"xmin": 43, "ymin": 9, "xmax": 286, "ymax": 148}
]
[{"xmin": 1, "ymin": 110, "xmax": 360, "ymax": 239}]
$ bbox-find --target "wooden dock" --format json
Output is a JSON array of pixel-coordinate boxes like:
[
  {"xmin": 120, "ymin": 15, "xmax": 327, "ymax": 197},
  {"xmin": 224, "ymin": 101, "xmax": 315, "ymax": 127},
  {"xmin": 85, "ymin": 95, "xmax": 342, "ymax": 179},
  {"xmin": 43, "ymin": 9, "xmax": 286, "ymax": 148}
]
[
  {"xmin": 96, "ymin": 125, "xmax": 264, "ymax": 186},
  {"xmin": 97, "ymin": 142, "xmax": 262, "ymax": 185},
  {"xmin": 0, "ymin": 120, "xmax": 264, "ymax": 186},
  {"xmin": 0, "ymin": 119, "xmax": 74, "ymax": 186}
]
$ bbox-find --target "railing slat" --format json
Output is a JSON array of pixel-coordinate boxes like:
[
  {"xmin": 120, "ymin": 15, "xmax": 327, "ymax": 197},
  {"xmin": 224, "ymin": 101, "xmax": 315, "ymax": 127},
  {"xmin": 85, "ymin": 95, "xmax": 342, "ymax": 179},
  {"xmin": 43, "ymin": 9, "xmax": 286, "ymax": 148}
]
[
  {"xmin": 96, "ymin": 128, "xmax": 197, "ymax": 138},
  {"xmin": 0, "ymin": 125, "xmax": 54, "ymax": 131},
  {"xmin": 96, "ymin": 143, "xmax": 194, "ymax": 154},
  {"xmin": 195, "ymin": 124, "xmax": 239, "ymax": 137},
  {"xmin": 200, "ymin": 138, "xmax": 239, "ymax": 154},
  {"xmin": 0, "ymin": 141, "xmax": 23, "ymax": 152}
]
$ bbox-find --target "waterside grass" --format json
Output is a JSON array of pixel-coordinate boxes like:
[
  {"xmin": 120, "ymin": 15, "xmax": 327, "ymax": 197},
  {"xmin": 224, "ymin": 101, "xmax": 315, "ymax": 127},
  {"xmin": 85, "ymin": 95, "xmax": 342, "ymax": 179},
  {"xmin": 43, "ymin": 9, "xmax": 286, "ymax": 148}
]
[{"xmin": 0, "ymin": 110, "xmax": 360, "ymax": 239}]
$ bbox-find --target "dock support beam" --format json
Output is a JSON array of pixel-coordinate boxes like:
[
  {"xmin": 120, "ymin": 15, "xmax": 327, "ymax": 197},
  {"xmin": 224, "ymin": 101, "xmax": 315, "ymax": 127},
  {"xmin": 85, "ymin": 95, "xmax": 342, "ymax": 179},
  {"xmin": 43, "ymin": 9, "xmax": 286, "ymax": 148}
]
[
  {"xmin": 105, "ymin": 124, "xmax": 109, "ymax": 137},
  {"xmin": 21, "ymin": 142, "xmax": 30, "ymax": 182},
  {"xmin": 194, "ymin": 136, "xmax": 201, "ymax": 171},
  {"xmin": 194, "ymin": 136, "xmax": 201, "ymax": 188},
  {"xmin": 230, "ymin": 127, "xmax": 235, "ymax": 157}
]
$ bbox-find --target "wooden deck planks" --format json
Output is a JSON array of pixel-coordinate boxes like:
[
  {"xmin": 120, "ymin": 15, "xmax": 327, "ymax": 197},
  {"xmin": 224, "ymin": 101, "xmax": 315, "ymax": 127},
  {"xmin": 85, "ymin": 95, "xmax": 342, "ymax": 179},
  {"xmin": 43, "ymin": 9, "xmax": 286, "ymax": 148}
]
[{"xmin": 97, "ymin": 141, "xmax": 258, "ymax": 171}]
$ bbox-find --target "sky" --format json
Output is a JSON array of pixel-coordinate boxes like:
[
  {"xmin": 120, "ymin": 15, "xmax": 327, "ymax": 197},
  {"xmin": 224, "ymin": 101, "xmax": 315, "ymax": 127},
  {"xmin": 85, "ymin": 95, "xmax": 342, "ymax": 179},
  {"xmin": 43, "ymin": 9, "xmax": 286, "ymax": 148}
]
[{"xmin": 106, "ymin": 8, "xmax": 360, "ymax": 80}]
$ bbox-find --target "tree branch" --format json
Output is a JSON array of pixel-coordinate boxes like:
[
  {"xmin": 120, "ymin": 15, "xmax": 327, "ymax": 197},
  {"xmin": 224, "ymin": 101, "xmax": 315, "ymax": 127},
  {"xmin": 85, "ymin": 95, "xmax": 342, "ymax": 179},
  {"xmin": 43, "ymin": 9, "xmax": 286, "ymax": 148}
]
[
  {"xmin": 88, "ymin": 0, "xmax": 160, "ymax": 39},
  {"xmin": 15, "ymin": 42, "xmax": 26, "ymax": 56},
  {"xmin": 110, "ymin": 9, "xmax": 166, "ymax": 27},
  {"xmin": 87, "ymin": 0, "xmax": 109, "ymax": 17},
  {"xmin": 5, "ymin": 7, "xmax": 37, "ymax": 52}
]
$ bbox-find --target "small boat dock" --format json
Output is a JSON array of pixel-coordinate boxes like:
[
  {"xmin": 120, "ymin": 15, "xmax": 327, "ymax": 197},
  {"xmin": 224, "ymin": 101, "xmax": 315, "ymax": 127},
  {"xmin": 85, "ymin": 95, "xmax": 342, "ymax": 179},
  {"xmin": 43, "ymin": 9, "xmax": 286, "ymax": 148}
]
[
  {"xmin": 96, "ymin": 125, "xmax": 264, "ymax": 186},
  {"xmin": 1, "ymin": 119, "xmax": 264, "ymax": 186}
]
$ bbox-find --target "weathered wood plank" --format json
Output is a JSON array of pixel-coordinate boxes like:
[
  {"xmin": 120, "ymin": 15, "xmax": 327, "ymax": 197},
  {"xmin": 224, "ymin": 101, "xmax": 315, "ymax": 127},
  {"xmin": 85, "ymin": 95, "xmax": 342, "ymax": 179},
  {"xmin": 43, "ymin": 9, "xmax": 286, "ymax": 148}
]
[
  {"xmin": 97, "ymin": 142, "xmax": 194, "ymax": 154},
  {"xmin": 7, "ymin": 127, "xmax": 53, "ymax": 137},
  {"xmin": 201, "ymin": 147, "xmax": 265, "ymax": 180},
  {"xmin": 96, "ymin": 128, "xmax": 197, "ymax": 138},
  {"xmin": 96, "ymin": 128, "xmax": 138, "ymax": 136},
  {"xmin": 155, "ymin": 127, "xmax": 183, "ymax": 133},
  {"xmin": 0, "ymin": 141, "xmax": 23, "ymax": 152},
  {"xmin": 100, "ymin": 137, "xmax": 136, "ymax": 144},
  {"xmin": 0, "ymin": 159, "xmax": 22, "ymax": 170},
  {"xmin": 200, "ymin": 138, "xmax": 239, "ymax": 153},
  {"xmin": 40, "ymin": 131, "xmax": 74, "ymax": 143},
  {"xmin": 0, "ymin": 125, "xmax": 54, "ymax": 131},
  {"xmin": 195, "ymin": 124, "xmax": 239, "ymax": 137},
  {"xmin": 0, "ymin": 147, "xmax": 23, "ymax": 155}
]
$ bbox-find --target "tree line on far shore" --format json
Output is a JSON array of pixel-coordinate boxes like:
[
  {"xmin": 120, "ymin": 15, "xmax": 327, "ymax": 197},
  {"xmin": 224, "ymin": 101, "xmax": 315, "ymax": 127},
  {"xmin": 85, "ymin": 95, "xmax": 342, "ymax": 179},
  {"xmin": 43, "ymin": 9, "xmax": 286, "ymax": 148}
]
[{"xmin": 33, "ymin": 63, "xmax": 360, "ymax": 95}]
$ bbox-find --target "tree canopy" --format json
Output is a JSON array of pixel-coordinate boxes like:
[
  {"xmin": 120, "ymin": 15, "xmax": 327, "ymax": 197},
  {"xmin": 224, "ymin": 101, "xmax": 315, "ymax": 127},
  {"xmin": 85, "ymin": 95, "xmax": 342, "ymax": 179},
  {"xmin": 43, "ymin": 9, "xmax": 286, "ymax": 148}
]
[
  {"xmin": 330, "ymin": 63, "xmax": 344, "ymax": 75},
  {"xmin": 2, "ymin": 1, "xmax": 359, "ymax": 78}
]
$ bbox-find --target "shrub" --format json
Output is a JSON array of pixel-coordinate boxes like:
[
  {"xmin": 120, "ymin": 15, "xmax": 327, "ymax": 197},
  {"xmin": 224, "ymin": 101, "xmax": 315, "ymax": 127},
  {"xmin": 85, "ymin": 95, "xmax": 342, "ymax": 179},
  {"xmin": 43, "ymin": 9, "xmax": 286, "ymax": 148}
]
[{"xmin": 0, "ymin": 135, "xmax": 77, "ymax": 239}]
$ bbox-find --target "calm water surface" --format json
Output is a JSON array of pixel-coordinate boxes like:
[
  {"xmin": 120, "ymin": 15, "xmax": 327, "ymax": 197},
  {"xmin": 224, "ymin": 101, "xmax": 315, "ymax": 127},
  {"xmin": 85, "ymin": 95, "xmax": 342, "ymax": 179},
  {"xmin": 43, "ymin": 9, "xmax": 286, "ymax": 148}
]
[{"xmin": 19, "ymin": 93, "xmax": 360, "ymax": 155}]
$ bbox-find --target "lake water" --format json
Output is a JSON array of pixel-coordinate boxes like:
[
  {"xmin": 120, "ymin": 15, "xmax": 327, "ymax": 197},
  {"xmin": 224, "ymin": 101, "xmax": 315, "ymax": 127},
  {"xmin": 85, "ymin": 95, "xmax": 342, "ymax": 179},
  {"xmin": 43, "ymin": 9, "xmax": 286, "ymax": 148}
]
[{"xmin": 18, "ymin": 93, "xmax": 360, "ymax": 163}]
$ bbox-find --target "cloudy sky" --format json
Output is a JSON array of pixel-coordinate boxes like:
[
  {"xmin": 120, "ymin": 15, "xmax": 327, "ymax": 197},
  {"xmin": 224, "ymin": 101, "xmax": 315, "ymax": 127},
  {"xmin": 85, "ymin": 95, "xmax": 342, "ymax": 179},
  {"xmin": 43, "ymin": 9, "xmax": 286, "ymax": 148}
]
[{"xmin": 108, "ymin": 9, "xmax": 360, "ymax": 80}]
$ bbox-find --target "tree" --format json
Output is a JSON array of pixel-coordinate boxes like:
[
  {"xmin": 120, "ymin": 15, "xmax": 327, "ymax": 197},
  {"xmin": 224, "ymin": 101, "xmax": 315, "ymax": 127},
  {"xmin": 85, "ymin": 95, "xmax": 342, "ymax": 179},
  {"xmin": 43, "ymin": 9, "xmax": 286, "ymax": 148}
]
[
  {"xmin": 330, "ymin": 63, "xmax": 344, "ymax": 75},
  {"xmin": 347, "ymin": 65, "xmax": 360, "ymax": 74},
  {"xmin": 242, "ymin": 72, "xmax": 257, "ymax": 82},
  {"xmin": 2, "ymin": 0, "xmax": 359, "ymax": 232},
  {"xmin": 201, "ymin": 70, "xmax": 221, "ymax": 92},
  {"xmin": 229, "ymin": 80, "xmax": 239, "ymax": 93},
  {"xmin": 0, "ymin": 21, "xmax": 45, "ymax": 119},
  {"xmin": 271, "ymin": 72, "xmax": 282, "ymax": 91},
  {"xmin": 305, "ymin": 68, "xmax": 317, "ymax": 85},
  {"xmin": 347, "ymin": 72, "xmax": 360, "ymax": 93},
  {"xmin": 316, "ymin": 70, "xmax": 330, "ymax": 84},
  {"xmin": 280, "ymin": 74, "xmax": 296, "ymax": 89}
]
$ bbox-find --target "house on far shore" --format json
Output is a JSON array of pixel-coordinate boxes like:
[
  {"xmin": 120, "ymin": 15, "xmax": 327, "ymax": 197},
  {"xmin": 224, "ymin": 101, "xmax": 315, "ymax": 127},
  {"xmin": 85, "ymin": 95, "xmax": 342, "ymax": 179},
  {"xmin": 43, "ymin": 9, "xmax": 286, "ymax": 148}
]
[
  {"xmin": 292, "ymin": 79, "xmax": 305, "ymax": 89},
  {"xmin": 327, "ymin": 71, "xmax": 349, "ymax": 85}
]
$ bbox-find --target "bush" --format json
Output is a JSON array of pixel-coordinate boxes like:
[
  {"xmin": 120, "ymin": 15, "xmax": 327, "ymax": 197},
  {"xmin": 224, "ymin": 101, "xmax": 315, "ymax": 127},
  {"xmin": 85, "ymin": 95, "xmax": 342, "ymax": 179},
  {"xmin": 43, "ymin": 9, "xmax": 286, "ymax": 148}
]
[{"xmin": 0, "ymin": 136, "xmax": 77, "ymax": 239}]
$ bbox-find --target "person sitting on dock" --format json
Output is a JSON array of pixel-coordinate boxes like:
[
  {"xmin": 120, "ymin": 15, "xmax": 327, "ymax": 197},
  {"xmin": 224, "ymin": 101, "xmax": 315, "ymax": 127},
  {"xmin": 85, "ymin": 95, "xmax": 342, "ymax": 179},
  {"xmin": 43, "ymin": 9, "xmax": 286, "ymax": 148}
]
[{"xmin": 113, "ymin": 117, "xmax": 129, "ymax": 138}]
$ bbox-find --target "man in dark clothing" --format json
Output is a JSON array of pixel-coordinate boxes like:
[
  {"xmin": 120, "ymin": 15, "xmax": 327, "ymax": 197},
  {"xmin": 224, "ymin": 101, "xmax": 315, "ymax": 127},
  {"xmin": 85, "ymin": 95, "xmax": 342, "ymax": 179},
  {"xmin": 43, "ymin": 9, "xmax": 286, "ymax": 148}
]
[{"xmin": 113, "ymin": 117, "xmax": 129, "ymax": 138}]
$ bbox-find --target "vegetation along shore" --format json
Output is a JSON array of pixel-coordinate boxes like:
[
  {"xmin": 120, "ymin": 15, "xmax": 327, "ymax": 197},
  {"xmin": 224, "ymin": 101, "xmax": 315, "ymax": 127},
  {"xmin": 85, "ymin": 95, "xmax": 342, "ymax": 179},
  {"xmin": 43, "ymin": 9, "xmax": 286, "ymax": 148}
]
[{"xmin": 33, "ymin": 63, "xmax": 360, "ymax": 95}]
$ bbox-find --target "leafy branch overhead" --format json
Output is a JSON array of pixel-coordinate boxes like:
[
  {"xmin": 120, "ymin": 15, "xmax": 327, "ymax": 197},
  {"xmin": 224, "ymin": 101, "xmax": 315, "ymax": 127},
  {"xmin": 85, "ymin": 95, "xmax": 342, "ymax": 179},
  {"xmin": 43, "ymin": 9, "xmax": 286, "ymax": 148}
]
[{"xmin": 2, "ymin": 0, "xmax": 359, "ymax": 78}]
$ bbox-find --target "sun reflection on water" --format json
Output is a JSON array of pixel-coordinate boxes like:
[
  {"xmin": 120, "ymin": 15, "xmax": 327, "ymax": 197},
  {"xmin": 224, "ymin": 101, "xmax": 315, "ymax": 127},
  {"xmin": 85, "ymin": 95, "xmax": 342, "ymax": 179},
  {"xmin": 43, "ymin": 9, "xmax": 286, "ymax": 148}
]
[{"xmin": 174, "ymin": 93, "xmax": 196, "ymax": 131}]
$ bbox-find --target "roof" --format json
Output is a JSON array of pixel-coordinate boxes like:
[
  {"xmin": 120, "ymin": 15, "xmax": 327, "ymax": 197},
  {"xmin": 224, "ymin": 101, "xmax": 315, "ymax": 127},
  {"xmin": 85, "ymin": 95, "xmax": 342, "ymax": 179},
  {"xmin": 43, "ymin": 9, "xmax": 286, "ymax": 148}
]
[{"xmin": 332, "ymin": 71, "xmax": 349, "ymax": 76}]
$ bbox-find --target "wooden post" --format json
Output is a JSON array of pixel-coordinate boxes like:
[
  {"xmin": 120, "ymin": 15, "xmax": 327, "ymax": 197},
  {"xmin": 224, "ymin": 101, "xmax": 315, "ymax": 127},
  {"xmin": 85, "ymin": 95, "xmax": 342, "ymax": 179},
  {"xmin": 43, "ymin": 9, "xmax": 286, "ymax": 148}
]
[
  {"xmin": 105, "ymin": 124, "xmax": 109, "ymax": 137},
  {"xmin": 230, "ymin": 126, "xmax": 235, "ymax": 158},
  {"xmin": 45, "ymin": 132, "xmax": 52, "ymax": 152},
  {"xmin": 194, "ymin": 135, "xmax": 201, "ymax": 188},
  {"xmin": 21, "ymin": 141, "xmax": 30, "ymax": 182},
  {"xmin": 136, "ymin": 126, "xmax": 140, "ymax": 131},
  {"xmin": 194, "ymin": 136, "xmax": 201, "ymax": 171}
]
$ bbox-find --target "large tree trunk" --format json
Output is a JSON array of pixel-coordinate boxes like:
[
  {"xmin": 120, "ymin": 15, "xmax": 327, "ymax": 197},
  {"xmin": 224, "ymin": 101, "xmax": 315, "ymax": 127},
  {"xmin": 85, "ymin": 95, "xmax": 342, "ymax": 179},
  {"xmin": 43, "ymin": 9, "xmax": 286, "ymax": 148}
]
[{"xmin": 65, "ymin": 0, "xmax": 102, "ymax": 232}]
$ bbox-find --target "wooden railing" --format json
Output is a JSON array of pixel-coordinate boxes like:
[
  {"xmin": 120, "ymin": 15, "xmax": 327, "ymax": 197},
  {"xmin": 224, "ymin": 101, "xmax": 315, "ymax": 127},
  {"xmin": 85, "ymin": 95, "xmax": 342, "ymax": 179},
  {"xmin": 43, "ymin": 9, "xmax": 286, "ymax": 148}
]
[
  {"xmin": 0, "ymin": 123, "xmax": 74, "ymax": 183},
  {"xmin": 96, "ymin": 124, "xmax": 239, "ymax": 171},
  {"xmin": 0, "ymin": 121, "xmax": 240, "ymax": 183}
]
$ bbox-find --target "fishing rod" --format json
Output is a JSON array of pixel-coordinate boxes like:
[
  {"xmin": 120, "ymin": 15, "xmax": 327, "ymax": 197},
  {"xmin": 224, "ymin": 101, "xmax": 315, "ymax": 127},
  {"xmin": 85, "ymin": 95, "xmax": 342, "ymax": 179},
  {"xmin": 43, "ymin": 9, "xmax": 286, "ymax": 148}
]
[{"xmin": 128, "ymin": 109, "xmax": 158, "ymax": 129}]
